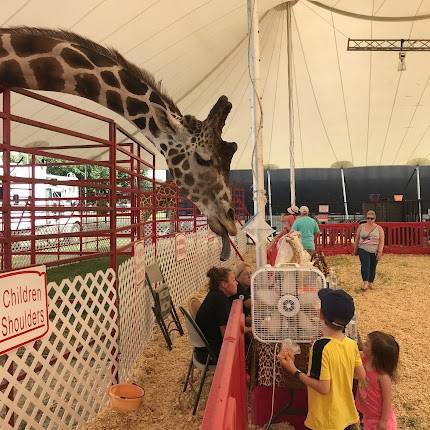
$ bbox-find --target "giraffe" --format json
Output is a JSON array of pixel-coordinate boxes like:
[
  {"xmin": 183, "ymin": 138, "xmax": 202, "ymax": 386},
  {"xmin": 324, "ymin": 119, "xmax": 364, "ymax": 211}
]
[
  {"xmin": 141, "ymin": 180, "xmax": 178, "ymax": 233},
  {"xmin": 0, "ymin": 27, "xmax": 237, "ymax": 259}
]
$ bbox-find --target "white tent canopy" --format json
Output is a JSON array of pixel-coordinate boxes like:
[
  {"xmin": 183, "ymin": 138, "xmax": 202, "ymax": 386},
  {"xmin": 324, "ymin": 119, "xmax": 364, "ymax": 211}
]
[{"xmin": 2, "ymin": 0, "xmax": 430, "ymax": 169}]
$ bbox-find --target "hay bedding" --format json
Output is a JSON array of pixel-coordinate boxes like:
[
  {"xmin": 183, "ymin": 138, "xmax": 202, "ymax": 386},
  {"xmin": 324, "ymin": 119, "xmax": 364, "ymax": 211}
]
[{"xmin": 83, "ymin": 252, "xmax": 429, "ymax": 430}]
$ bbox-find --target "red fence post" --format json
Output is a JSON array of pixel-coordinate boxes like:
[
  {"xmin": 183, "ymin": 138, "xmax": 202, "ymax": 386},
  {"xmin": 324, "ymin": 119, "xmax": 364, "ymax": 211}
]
[
  {"xmin": 109, "ymin": 122, "xmax": 117, "ymax": 271},
  {"xmin": 2, "ymin": 90, "xmax": 12, "ymax": 271}
]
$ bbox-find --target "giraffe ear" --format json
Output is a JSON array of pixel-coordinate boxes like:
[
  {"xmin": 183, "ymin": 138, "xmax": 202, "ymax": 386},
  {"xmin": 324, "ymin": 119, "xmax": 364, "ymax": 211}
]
[
  {"xmin": 205, "ymin": 96, "xmax": 232, "ymax": 134},
  {"xmin": 152, "ymin": 106, "xmax": 184, "ymax": 135}
]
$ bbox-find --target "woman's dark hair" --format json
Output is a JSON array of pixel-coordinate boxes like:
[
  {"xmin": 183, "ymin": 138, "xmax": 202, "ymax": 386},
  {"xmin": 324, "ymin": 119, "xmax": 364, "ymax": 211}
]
[
  {"xmin": 206, "ymin": 267, "xmax": 231, "ymax": 291},
  {"xmin": 368, "ymin": 331, "xmax": 399, "ymax": 381}
]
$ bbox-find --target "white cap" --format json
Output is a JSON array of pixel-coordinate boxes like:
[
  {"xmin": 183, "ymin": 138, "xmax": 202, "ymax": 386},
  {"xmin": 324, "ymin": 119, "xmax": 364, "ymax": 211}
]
[{"xmin": 299, "ymin": 206, "xmax": 309, "ymax": 214}]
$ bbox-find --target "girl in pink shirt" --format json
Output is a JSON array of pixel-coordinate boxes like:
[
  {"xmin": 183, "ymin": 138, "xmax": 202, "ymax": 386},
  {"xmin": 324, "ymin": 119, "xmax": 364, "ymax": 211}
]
[{"xmin": 356, "ymin": 331, "xmax": 400, "ymax": 430}]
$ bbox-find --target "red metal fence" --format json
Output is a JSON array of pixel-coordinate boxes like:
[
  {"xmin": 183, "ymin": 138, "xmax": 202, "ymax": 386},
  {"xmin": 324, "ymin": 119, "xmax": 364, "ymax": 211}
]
[
  {"xmin": 267, "ymin": 222, "xmax": 430, "ymax": 263},
  {"xmin": 0, "ymin": 88, "xmax": 247, "ymax": 272},
  {"xmin": 201, "ymin": 300, "xmax": 248, "ymax": 430}
]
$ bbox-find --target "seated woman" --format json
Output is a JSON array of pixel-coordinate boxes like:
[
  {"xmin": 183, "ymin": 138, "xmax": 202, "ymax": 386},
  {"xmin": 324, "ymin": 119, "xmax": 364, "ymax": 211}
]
[
  {"xmin": 195, "ymin": 267, "xmax": 238, "ymax": 361},
  {"xmin": 231, "ymin": 261, "xmax": 253, "ymax": 318}
]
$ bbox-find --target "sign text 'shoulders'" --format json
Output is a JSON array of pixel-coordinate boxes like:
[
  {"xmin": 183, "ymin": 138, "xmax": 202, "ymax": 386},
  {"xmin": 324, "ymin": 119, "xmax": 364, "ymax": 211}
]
[{"xmin": 0, "ymin": 266, "xmax": 49, "ymax": 355}]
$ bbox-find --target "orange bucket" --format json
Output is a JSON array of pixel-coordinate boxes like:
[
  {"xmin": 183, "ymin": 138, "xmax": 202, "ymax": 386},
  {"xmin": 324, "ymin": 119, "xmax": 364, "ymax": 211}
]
[{"xmin": 109, "ymin": 383, "xmax": 145, "ymax": 412}]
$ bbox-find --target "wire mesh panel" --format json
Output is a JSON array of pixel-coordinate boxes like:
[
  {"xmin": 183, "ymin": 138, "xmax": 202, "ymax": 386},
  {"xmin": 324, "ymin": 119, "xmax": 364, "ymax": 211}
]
[
  {"xmin": 251, "ymin": 267, "xmax": 325, "ymax": 344},
  {"xmin": 0, "ymin": 269, "xmax": 118, "ymax": 430}
]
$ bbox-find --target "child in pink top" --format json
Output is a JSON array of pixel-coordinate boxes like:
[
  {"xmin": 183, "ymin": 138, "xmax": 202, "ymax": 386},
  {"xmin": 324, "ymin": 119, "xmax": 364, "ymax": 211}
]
[{"xmin": 356, "ymin": 331, "xmax": 400, "ymax": 430}]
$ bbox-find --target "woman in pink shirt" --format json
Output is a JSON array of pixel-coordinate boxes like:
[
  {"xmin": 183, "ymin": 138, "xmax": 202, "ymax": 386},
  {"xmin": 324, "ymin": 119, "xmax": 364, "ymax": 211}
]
[{"xmin": 356, "ymin": 331, "xmax": 399, "ymax": 430}]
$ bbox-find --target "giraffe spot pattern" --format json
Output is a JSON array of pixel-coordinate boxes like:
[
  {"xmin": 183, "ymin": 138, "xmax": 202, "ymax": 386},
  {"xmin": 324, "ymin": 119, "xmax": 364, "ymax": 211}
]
[
  {"xmin": 119, "ymin": 69, "xmax": 148, "ymax": 95},
  {"xmin": 182, "ymin": 160, "xmax": 190, "ymax": 171},
  {"xmin": 184, "ymin": 174, "xmax": 195, "ymax": 186},
  {"xmin": 72, "ymin": 45, "xmax": 117, "ymax": 67},
  {"xmin": 160, "ymin": 144, "xmax": 167, "ymax": 153},
  {"xmin": 149, "ymin": 117, "xmax": 160, "ymax": 138},
  {"xmin": 101, "ymin": 71, "xmax": 120, "ymax": 88},
  {"xmin": 126, "ymin": 97, "xmax": 149, "ymax": 116},
  {"xmin": 74, "ymin": 73, "xmax": 100, "ymax": 101},
  {"xmin": 30, "ymin": 57, "xmax": 65, "ymax": 91},
  {"xmin": 202, "ymin": 198, "xmax": 209, "ymax": 206},
  {"xmin": 149, "ymin": 91, "xmax": 167, "ymax": 110},
  {"xmin": 106, "ymin": 90, "xmax": 124, "ymax": 115},
  {"xmin": 171, "ymin": 154, "xmax": 185, "ymax": 165},
  {"xmin": 11, "ymin": 34, "xmax": 60, "ymax": 57},
  {"xmin": 0, "ymin": 37, "xmax": 8, "ymax": 58},
  {"xmin": 0, "ymin": 59, "xmax": 28, "ymax": 87},
  {"xmin": 133, "ymin": 117, "xmax": 146, "ymax": 129},
  {"xmin": 213, "ymin": 183, "xmax": 223, "ymax": 193},
  {"xmin": 61, "ymin": 48, "xmax": 94, "ymax": 70},
  {"xmin": 168, "ymin": 148, "xmax": 178, "ymax": 156},
  {"xmin": 174, "ymin": 168, "xmax": 183, "ymax": 178}
]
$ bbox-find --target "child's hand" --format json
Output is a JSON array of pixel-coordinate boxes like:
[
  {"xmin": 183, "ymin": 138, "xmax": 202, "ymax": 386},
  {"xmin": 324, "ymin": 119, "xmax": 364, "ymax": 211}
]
[{"xmin": 277, "ymin": 350, "xmax": 296, "ymax": 374}]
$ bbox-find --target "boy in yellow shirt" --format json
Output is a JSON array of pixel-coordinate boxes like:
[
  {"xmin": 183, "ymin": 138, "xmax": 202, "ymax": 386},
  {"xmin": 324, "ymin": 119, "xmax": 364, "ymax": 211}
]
[{"xmin": 278, "ymin": 289, "xmax": 366, "ymax": 430}]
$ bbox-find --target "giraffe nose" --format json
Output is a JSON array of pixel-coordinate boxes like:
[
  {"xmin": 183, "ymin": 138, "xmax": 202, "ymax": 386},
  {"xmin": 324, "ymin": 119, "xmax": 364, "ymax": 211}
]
[{"xmin": 227, "ymin": 208, "xmax": 235, "ymax": 221}]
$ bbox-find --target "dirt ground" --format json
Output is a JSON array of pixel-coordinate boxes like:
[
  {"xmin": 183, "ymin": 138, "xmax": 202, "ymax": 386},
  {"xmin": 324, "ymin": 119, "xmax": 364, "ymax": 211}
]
[{"xmin": 82, "ymin": 253, "xmax": 430, "ymax": 430}]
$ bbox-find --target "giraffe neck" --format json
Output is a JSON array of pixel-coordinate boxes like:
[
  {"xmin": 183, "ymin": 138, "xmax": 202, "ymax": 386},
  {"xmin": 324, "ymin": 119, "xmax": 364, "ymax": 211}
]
[{"xmin": 0, "ymin": 28, "xmax": 181, "ymax": 154}]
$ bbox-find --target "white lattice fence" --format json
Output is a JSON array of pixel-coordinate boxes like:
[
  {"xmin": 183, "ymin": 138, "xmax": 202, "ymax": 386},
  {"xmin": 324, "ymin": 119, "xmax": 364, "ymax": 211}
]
[
  {"xmin": 0, "ymin": 270, "xmax": 118, "ymax": 430},
  {"xmin": 0, "ymin": 224, "xmax": 248, "ymax": 429},
  {"xmin": 117, "ymin": 244, "xmax": 156, "ymax": 381},
  {"xmin": 117, "ymin": 224, "xmax": 247, "ymax": 379}
]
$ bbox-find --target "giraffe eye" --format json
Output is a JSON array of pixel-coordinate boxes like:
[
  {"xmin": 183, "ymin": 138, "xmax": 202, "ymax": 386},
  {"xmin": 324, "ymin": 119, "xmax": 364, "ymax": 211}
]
[{"xmin": 194, "ymin": 152, "xmax": 213, "ymax": 167}]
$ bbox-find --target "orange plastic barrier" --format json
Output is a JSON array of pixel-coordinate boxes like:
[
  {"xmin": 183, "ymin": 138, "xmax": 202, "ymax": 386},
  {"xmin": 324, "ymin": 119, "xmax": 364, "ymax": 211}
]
[{"xmin": 200, "ymin": 300, "xmax": 248, "ymax": 430}]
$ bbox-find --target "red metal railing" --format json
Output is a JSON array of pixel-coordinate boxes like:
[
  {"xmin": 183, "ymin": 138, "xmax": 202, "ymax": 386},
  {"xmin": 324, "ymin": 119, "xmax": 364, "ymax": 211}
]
[
  {"xmin": 267, "ymin": 222, "xmax": 430, "ymax": 263},
  {"xmin": 201, "ymin": 300, "xmax": 248, "ymax": 430}
]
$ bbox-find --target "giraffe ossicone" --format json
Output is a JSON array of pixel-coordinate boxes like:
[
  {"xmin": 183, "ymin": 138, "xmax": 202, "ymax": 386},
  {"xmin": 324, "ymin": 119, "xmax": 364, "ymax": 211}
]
[{"xmin": 0, "ymin": 27, "xmax": 238, "ymax": 260}]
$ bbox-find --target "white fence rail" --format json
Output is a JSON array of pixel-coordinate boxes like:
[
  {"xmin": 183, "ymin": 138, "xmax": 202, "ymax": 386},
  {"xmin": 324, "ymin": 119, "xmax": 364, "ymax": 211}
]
[{"xmin": 0, "ymin": 225, "xmax": 246, "ymax": 429}]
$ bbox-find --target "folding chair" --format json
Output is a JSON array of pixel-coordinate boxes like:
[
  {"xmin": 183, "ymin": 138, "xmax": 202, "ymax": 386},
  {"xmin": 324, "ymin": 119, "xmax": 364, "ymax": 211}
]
[
  {"xmin": 145, "ymin": 262, "xmax": 184, "ymax": 350},
  {"xmin": 187, "ymin": 296, "xmax": 202, "ymax": 320},
  {"xmin": 179, "ymin": 306, "xmax": 218, "ymax": 415}
]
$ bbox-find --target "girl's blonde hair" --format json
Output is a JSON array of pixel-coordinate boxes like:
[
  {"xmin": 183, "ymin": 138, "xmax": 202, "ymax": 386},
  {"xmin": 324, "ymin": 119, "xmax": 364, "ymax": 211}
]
[{"xmin": 367, "ymin": 210, "xmax": 376, "ymax": 219}]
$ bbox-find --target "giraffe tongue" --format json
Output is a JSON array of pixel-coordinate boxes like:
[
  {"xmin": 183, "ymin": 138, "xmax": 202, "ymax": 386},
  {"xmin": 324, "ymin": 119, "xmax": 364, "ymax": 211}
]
[{"xmin": 220, "ymin": 227, "xmax": 231, "ymax": 261}]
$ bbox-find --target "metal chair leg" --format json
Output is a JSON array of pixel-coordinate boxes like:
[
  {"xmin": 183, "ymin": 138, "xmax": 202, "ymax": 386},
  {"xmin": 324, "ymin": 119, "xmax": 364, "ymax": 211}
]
[
  {"xmin": 183, "ymin": 357, "xmax": 194, "ymax": 392},
  {"xmin": 170, "ymin": 304, "xmax": 184, "ymax": 336},
  {"xmin": 192, "ymin": 356, "xmax": 210, "ymax": 415},
  {"xmin": 154, "ymin": 309, "xmax": 173, "ymax": 350}
]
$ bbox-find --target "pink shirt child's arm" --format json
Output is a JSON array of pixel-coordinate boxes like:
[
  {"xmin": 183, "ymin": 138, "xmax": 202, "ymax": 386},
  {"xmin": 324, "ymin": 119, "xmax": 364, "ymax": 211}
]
[{"xmin": 378, "ymin": 373, "xmax": 393, "ymax": 429}]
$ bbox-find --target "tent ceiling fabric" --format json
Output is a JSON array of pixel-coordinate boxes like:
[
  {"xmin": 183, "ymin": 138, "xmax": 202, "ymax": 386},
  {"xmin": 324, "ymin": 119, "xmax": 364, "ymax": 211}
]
[{"xmin": 2, "ymin": 0, "xmax": 430, "ymax": 169}]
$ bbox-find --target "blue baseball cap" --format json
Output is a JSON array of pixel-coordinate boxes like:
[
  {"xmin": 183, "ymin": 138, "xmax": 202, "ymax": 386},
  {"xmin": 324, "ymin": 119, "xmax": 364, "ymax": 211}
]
[{"xmin": 318, "ymin": 288, "xmax": 355, "ymax": 328}]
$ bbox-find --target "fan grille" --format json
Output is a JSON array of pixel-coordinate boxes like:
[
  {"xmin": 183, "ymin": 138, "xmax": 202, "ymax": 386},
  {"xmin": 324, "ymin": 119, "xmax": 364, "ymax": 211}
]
[{"xmin": 251, "ymin": 267, "xmax": 325, "ymax": 343}]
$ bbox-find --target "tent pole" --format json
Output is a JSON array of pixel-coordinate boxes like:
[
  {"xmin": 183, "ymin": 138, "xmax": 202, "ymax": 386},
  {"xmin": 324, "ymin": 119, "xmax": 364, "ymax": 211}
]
[
  {"xmin": 286, "ymin": 2, "xmax": 296, "ymax": 206},
  {"xmin": 247, "ymin": 0, "xmax": 267, "ymax": 268},
  {"xmin": 416, "ymin": 165, "xmax": 422, "ymax": 222},
  {"xmin": 341, "ymin": 168, "xmax": 349, "ymax": 220}
]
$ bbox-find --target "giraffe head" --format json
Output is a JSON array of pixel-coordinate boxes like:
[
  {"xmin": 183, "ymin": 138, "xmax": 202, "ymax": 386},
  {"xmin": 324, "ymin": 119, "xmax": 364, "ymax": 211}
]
[{"xmin": 155, "ymin": 96, "xmax": 238, "ymax": 249}]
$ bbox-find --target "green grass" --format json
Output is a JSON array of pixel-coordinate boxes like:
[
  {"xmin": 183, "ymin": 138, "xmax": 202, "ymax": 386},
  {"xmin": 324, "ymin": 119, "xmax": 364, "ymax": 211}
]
[{"xmin": 46, "ymin": 255, "xmax": 130, "ymax": 284}]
